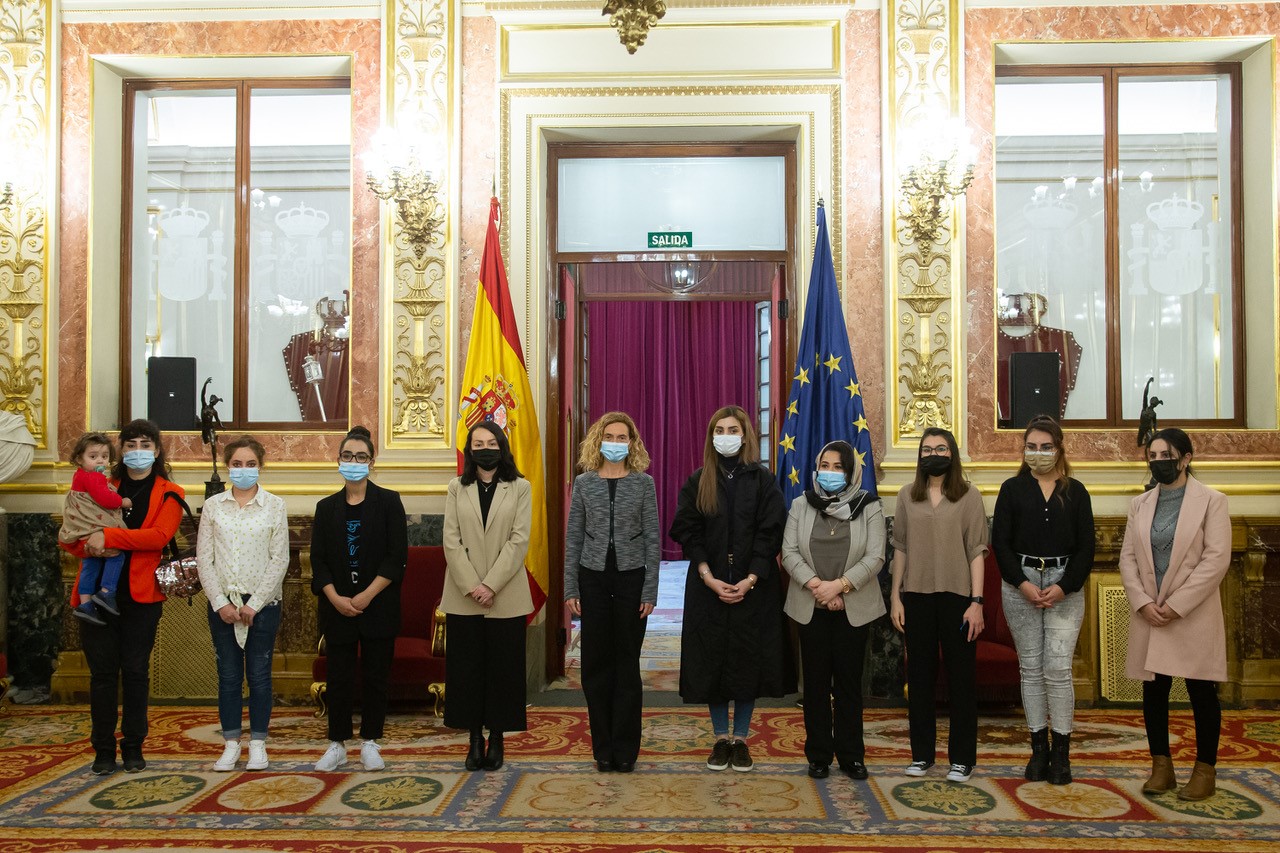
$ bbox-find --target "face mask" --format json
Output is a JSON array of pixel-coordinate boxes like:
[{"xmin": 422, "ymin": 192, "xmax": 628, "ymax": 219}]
[
  {"xmin": 601, "ymin": 441, "xmax": 629, "ymax": 463},
  {"xmin": 815, "ymin": 470, "xmax": 847, "ymax": 493},
  {"xmin": 713, "ymin": 434, "xmax": 743, "ymax": 457},
  {"xmin": 472, "ymin": 449, "xmax": 502, "ymax": 471},
  {"xmin": 920, "ymin": 455, "xmax": 952, "ymax": 478},
  {"xmin": 339, "ymin": 462, "xmax": 369, "ymax": 482},
  {"xmin": 1149, "ymin": 458, "xmax": 1182, "ymax": 485},
  {"xmin": 123, "ymin": 449, "xmax": 155, "ymax": 471},
  {"xmin": 1024, "ymin": 449, "xmax": 1057, "ymax": 475},
  {"xmin": 229, "ymin": 468, "xmax": 259, "ymax": 490}
]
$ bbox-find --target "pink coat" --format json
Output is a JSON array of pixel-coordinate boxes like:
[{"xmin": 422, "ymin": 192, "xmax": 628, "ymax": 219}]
[{"xmin": 1119, "ymin": 476, "xmax": 1231, "ymax": 683}]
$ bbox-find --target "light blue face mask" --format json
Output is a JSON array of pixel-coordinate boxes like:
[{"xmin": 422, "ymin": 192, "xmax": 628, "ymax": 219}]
[
  {"xmin": 339, "ymin": 462, "xmax": 369, "ymax": 482},
  {"xmin": 816, "ymin": 470, "xmax": 848, "ymax": 493},
  {"xmin": 229, "ymin": 467, "xmax": 260, "ymax": 490},
  {"xmin": 601, "ymin": 441, "xmax": 629, "ymax": 463},
  {"xmin": 123, "ymin": 449, "xmax": 155, "ymax": 471}
]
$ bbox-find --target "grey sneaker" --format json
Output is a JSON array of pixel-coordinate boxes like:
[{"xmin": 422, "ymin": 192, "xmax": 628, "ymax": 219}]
[
  {"xmin": 946, "ymin": 763, "xmax": 974, "ymax": 782},
  {"xmin": 730, "ymin": 740, "xmax": 754, "ymax": 772},
  {"xmin": 706, "ymin": 739, "xmax": 732, "ymax": 771}
]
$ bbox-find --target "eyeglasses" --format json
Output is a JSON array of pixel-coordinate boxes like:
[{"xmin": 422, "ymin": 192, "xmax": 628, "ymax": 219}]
[
  {"xmin": 339, "ymin": 452, "xmax": 372, "ymax": 464},
  {"xmin": 919, "ymin": 446, "xmax": 951, "ymax": 457}
]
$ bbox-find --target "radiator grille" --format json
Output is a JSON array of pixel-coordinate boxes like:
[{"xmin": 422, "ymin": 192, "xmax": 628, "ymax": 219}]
[{"xmin": 1098, "ymin": 583, "xmax": 1189, "ymax": 703}]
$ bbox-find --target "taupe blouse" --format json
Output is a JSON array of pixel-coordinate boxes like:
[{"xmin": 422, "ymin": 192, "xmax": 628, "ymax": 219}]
[{"xmin": 891, "ymin": 483, "xmax": 988, "ymax": 597}]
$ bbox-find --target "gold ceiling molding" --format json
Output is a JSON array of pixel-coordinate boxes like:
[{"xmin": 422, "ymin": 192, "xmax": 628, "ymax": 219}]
[
  {"xmin": 0, "ymin": 0, "xmax": 49, "ymax": 445},
  {"xmin": 885, "ymin": 0, "xmax": 962, "ymax": 443},
  {"xmin": 479, "ymin": 0, "xmax": 867, "ymax": 10},
  {"xmin": 384, "ymin": 0, "xmax": 456, "ymax": 444}
]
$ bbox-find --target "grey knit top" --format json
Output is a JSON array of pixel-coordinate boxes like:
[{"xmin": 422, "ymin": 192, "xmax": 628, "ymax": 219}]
[{"xmin": 1150, "ymin": 484, "xmax": 1186, "ymax": 591}]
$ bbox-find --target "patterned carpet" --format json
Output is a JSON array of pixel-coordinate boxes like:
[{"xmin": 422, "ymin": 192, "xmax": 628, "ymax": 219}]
[{"xmin": 2, "ymin": 704, "xmax": 1279, "ymax": 851}]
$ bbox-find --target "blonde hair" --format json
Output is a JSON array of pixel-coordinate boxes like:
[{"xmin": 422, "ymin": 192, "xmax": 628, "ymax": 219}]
[
  {"xmin": 579, "ymin": 411, "xmax": 650, "ymax": 473},
  {"xmin": 696, "ymin": 405, "xmax": 760, "ymax": 515}
]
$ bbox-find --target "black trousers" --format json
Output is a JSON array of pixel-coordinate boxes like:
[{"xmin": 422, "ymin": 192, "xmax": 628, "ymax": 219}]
[
  {"xmin": 903, "ymin": 591, "xmax": 977, "ymax": 766},
  {"xmin": 79, "ymin": 600, "xmax": 163, "ymax": 754},
  {"xmin": 798, "ymin": 609, "xmax": 869, "ymax": 766},
  {"xmin": 444, "ymin": 614, "xmax": 528, "ymax": 734},
  {"xmin": 1143, "ymin": 674, "xmax": 1221, "ymax": 765},
  {"xmin": 325, "ymin": 636, "xmax": 395, "ymax": 741},
  {"xmin": 579, "ymin": 565, "xmax": 648, "ymax": 764}
]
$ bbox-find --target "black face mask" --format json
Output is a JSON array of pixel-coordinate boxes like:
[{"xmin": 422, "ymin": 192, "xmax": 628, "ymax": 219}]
[
  {"xmin": 920, "ymin": 455, "xmax": 952, "ymax": 478},
  {"xmin": 1149, "ymin": 458, "xmax": 1182, "ymax": 485},
  {"xmin": 472, "ymin": 449, "xmax": 502, "ymax": 471}
]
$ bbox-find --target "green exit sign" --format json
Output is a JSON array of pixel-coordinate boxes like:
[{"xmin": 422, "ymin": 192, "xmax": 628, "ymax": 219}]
[{"xmin": 648, "ymin": 231, "xmax": 692, "ymax": 249}]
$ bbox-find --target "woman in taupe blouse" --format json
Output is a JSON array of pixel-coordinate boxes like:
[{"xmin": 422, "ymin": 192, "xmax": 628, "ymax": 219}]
[{"xmin": 889, "ymin": 427, "xmax": 989, "ymax": 783}]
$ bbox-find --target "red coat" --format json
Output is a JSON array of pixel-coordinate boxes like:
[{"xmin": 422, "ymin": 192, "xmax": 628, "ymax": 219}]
[
  {"xmin": 61, "ymin": 476, "xmax": 185, "ymax": 606},
  {"xmin": 1119, "ymin": 476, "xmax": 1231, "ymax": 683}
]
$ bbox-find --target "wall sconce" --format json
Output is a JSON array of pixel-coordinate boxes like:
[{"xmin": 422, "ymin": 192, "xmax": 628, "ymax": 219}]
[
  {"xmin": 363, "ymin": 129, "xmax": 443, "ymax": 260},
  {"xmin": 899, "ymin": 126, "xmax": 976, "ymax": 249},
  {"xmin": 602, "ymin": 0, "xmax": 666, "ymax": 54}
]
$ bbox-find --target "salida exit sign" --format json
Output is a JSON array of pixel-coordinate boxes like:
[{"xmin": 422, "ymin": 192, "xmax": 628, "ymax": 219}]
[{"xmin": 648, "ymin": 231, "xmax": 692, "ymax": 249}]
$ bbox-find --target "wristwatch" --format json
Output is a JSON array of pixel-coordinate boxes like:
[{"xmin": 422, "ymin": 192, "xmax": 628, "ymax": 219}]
[{"xmin": 969, "ymin": 595, "xmax": 984, "ymax": 604}]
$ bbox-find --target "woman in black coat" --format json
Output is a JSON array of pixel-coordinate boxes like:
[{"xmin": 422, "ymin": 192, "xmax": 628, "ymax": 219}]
[
  {"xmin": 310, "ymin": 426, "xmax": 408, "ymax": 773},
  {"xmin": 670, "ymin": 405, "xmax": 787, "ymax": 774}
]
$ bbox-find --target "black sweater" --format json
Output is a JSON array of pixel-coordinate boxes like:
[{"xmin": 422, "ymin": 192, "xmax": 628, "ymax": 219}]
[{"xmin": 991, "ymin": 472, "xmax": 1095, "ymax": 595}]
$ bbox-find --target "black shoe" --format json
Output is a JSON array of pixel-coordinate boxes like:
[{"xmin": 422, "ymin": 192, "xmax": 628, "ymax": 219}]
[
  {"xmin": 841, "ymin": 761, "xmax": 869, "ymax": 780},
  {"xmin": 465, "ymin": 733, "xmax": 485, "ymax": 771},
  {"xmin": 1047, "ymin": 731, "xmax": 1072, "ymax": 785},
  {"xmin": 596, "ymin": 760, "xmax": 613, "ymax": 772},
  {"xmin": 482, "ymin": 732, "xmax": 504, "ymax": 770},
  {"xmin": 807, "ymin": 762, "xmax": 829, "ymax": 779},
  {"xmin": 614, "ymin": 761, "xmax": 635, "ymax": 773},
  {"xmin": 730, "ymin": 740, "xmax": 753, "ymax": 772},
  {"xmin": 707, "ymin": 739, "xmax": 732, "ymax": 771},
  {"xmin": 121, "ymin": 746, "xmax": 146, "ymax": 773},
  {"xmin": 91, "ymin": 750, "xmax": 117, "ymax": 775},
  {"xmin": 1026, "ymin": 728, "xmax": 1050, "ymax": 782}
]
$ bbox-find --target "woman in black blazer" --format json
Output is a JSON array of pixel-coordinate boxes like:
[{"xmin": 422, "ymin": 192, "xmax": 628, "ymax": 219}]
[{"xmin": 310, "ymin": 426, "xmax": 408, "ymax": 772}]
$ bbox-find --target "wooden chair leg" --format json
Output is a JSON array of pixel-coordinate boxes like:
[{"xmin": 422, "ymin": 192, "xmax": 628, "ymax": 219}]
[
  {"xmin": 310, "ymin": 682, "xmax": 328, "ymax": 718},
  {"xmin": 428, "ymin": 682, "xmax": 445, "ymax": 718}
]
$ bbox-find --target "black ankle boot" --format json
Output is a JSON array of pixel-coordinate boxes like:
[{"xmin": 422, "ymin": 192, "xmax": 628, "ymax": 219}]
[
  {"xmin": 1025, "ymin": 729, "xmax": 1050, "ymax": 782},
  {"xmin": 483, "ymin": 731, "xmax": 504, "ymax": 771},
  {"xmin": 465, "ymin": 731, "xmax": 485, "ymax": 771},
  {"xmin": 1047, "ymin": 730, "xmax": 1072, "ymax": 785}
]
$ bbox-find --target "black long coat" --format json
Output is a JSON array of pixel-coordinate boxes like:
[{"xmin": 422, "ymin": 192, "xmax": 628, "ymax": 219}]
[{"xmin": 669, "ymin": 463, "xmax": 789, "ymax": 703}]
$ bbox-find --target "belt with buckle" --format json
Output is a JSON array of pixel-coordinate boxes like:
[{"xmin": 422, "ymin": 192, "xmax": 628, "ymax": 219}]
[{"xmin": 1018, "ymin": 554, "xmax": 1070, "ymax": 571}]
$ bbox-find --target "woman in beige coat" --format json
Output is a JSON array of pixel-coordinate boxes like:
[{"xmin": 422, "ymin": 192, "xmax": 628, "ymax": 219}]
[
  {"xmin": 782, "ymin": 440, "xmax": 885, "ymax": 780},
  {"xmin": 1120, "ymin": 428, "xmax": 1230, "ymax": 802},
  {"xmin": 442, "ymin": 421, "xmax": 533, "ymax": 772}
]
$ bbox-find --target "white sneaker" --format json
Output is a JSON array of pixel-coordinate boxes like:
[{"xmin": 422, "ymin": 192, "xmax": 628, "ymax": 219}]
[
  {"xmin": 246, "ymin": 739, "xmax": 269, "ymax": 771},
  {"xmin": 904, "ymin": 760, "xmax": 934, "ymax": 777},
  {"xmin": 314, "ymin": 741, "xmax": 347, "ymax": 772},
  {"xmin": 361, "ymin": 740, "xmax": 385, "ymax": 771},
  {"xmin": 946, "ymin": 763, "xmax": 974, "ymax": 782},
  {"xmin": 214, "ymin": 740, "xmax": 241, "ymax": 772}
]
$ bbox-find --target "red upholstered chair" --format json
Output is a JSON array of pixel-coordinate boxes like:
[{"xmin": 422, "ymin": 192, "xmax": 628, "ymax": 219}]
[{"xmin": 310, "ymin": 545, "xmax": 449, "ymax": 717}]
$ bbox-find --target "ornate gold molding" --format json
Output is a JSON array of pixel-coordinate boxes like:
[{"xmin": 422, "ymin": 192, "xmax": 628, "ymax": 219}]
[
  {"xmin": 385, "ymin": 0, "xmax": 454, "ymax": 442},
  {"xmin": 886, "ymin": 0, "xmax": 961, "ymax": 442},
  {"xmin": 0, "ymin": 0, "xmax": 49, "ymax": 445}
]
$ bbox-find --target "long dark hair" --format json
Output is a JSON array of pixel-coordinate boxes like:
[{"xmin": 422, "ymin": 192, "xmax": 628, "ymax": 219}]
[
  {"xmin": 696, "ymin": 405, "xmax": 759, "ymax": 515},
  {"xmin": 460, "ymin": 421, "xmax": 522, "ymax": 485},
  {"xmin": 111, "ymin": 419, "xmax": 172, "ymax": 482},
  {"xmin": 908, "ymin": 427, "xmax": 969, "ymax": 503},
  {"xmin": 1017, "ymin": 415, "xmax": 1072, "ymax": 499},
  {"xmin": 1147, "ymin": 427, "xmax": 1195, "ymax": 478}
]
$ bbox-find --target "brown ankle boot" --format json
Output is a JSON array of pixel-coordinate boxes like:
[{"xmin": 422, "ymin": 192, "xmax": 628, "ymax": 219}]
[
  {"xmin": 1177, "ymin": 761, "xmax": 1216, "ymax": 801},
  {"xmin": 1142, "ymin": 755, "xmax": 1177, "ymax": 794}
]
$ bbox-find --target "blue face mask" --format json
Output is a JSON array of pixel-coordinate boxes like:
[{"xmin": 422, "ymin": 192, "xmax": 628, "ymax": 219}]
[
  {"xmin": 229, "ymin": 467, "xmax": 259, "ymax": 490},
  {"xmin": 339, "ymin": 462, "xmax": 369, "ymax": 482},
  {"xmin": 816, "ymin": 470, "xmax": 848, "ymax": 493},
  {"xmin": 601, "ymin": 441, "xmax": 629, "ymax": 463},
  {"xmin": 123, "ymin": 449, "xmax": 155, "ymax": 471}
]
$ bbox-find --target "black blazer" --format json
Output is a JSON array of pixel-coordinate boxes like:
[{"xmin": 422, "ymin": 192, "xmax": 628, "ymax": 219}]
[{"xmin": 310, "ymin": 480, "xmax": 408, "ymax": 642}]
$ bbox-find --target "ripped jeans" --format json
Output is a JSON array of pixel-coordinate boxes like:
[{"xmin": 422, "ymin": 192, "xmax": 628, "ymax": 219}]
[{"xmin": 1001, "ymin": 564, "xmax": 1084, "ymax": 734}]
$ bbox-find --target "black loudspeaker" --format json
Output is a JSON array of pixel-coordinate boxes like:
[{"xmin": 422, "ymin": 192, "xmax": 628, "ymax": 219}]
[
  {"xmin": 147, "ymin": 356, "xmax": 197, "ymax": 431},
  {"xmin": 1009, "ymin": 351, "xmax": 1061, "ymax": 428}
]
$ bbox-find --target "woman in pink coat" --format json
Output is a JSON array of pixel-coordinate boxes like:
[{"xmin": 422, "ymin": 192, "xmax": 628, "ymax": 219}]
[{"xmin": 1119, "ymin": 428, "xmax": 1230, "ymax": 803}]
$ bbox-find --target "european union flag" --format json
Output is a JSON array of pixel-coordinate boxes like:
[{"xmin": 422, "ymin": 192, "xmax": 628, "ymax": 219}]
[{"xmin": 777, "ymin": 202, "xmax": 877, "ymax": 507}]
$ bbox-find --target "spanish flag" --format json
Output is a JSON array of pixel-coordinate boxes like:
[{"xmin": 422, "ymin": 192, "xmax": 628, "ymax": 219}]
[{"xmin": 456, "ymin": 197, "xmax": 549, "ymax": 618}]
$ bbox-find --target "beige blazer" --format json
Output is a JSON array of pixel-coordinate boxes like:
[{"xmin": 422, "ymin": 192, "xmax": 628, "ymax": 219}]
[
  {"xmin": 1118, "ymin": 476, "xmax": 1231, "ymax": 683},
  {"xmin": 441, "ymin": 476, "xmax": 534, "ymax": 619},
  {"xmin": 782, "ymin": 498, "xmax": 887, "ymax": 628}
]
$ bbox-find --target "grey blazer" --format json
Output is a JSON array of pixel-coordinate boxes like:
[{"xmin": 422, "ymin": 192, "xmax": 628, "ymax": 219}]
[
  {"xmin": 781, "ymin": 498, "xmax": 887, "ymax": 628},
  {"xmin": 563, "ymin": 470, "xmax": 661, "ymax": 604}
]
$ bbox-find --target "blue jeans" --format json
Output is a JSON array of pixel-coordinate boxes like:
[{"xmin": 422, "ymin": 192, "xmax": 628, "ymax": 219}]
[
  {"xmin": 709, "ymin": 699, "xmax": 756, "ymax": 740},
  {"xmin": 77, "ymin": 553, "xmax": 127, "ymax": 599},
  {"xmin": 207, "ymin": 602, "xmax": 281, "ymax": 740}
]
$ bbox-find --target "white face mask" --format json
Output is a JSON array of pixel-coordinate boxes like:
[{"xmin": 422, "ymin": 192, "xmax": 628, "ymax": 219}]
[{"xmin": 712, "ymin": 434, "xmax": 743, "ymax": 457}]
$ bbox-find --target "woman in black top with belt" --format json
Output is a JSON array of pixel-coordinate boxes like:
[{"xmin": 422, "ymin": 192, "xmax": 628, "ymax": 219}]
[{"xmin": 992, "ymin": 416, "xmax": 1094, "ymax": 785}]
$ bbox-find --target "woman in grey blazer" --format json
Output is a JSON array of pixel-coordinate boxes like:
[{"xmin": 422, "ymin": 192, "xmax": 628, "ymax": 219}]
[
  {"xmin": 781, "ymin": 440, "xmax": 885, "ymax": 780},
  {"xmin": 564, "ymin": 412, "xmax": 660, "ymax": 773}
]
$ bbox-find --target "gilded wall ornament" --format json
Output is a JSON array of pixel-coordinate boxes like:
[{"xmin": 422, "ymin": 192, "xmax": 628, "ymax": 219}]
[{"xmin": 602, "ymin": 0, "xmax": 666, "ymax": 54}]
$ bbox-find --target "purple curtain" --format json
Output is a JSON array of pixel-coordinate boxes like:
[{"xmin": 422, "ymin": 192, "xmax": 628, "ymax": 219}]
[{"xmin": 586, "ymin": 300, "xmax": 758, "ymax": 560}]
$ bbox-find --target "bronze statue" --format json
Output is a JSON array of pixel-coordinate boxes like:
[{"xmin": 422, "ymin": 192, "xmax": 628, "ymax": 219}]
[
  {"xmin": 200, "ymin": 378, "xmax": 226, "ymax": 495},
  {"xmin": 1138, "ymin": 376, "xmax": 1162, "ymax": 447}
]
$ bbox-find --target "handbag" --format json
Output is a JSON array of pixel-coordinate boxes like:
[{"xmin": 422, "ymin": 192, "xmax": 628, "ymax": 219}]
[{"xmin": 154, "ymin": 492, "xmax": 202, "ymax": 599}]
